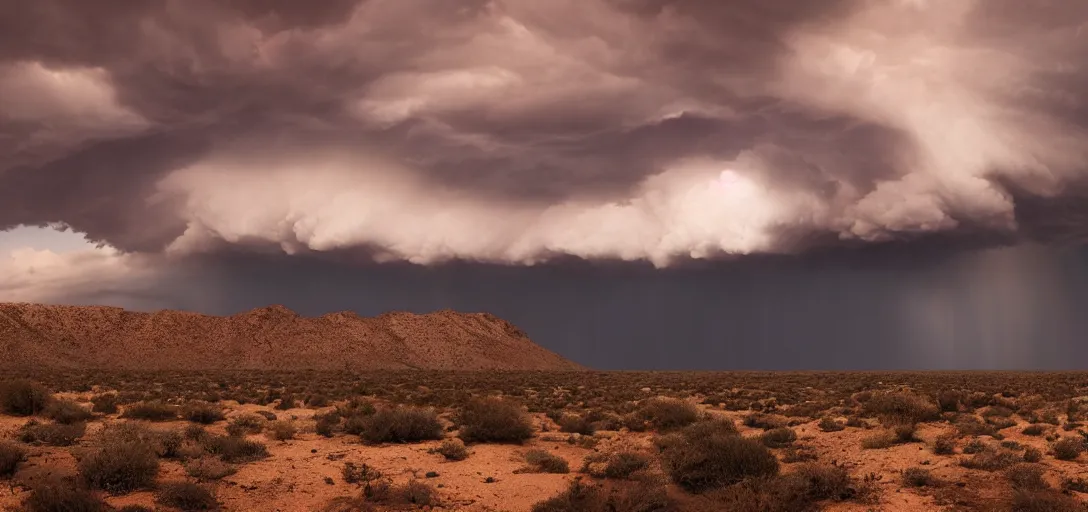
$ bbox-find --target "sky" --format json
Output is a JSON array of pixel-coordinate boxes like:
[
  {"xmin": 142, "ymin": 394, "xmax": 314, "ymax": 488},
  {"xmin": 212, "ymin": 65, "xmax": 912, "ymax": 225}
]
[{"xmin": 1, "ymin": 0, "xmax": 1087, "ymax": 369}]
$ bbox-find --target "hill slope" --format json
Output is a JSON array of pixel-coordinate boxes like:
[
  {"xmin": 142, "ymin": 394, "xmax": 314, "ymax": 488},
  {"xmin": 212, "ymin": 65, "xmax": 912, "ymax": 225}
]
[{"xmin": 0, "ymin": 303, "xmax": 583, "ymax": 371}]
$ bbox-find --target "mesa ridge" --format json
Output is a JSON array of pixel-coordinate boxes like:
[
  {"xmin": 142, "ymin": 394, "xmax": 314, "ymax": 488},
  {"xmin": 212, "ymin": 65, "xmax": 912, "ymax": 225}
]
[{"xmin": 0, "ymin": 303, "xmax": 582, "ymax": 371}]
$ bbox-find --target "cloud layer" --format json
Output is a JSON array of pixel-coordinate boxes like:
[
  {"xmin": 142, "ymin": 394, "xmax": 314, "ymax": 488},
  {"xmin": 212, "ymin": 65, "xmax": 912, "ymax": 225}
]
[{"xmin": 2, "ymin": 0, "xmax": 1087, "ymax": 270}]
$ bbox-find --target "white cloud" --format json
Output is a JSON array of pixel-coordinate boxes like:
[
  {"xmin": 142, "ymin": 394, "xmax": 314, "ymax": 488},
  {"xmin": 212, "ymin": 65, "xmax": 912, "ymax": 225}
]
[{"xmin": 0, "ymin": 227, "xmax": 151, "ymax": 302}]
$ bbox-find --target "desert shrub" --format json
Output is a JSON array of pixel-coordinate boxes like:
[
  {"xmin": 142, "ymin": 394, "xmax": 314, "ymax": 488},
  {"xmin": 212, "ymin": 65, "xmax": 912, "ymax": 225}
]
[
  {"xmin": 121, "ymin": 401, "xmax": 178, "ymax": 421},
  {"xmin": 337, "ymin": 397, "xmax": 376, "ymax": 418},
  {"xmin": 743, "ymin": 413, "xmax": 787, "ymax": 430},
  {"xmin": 315, "ymin": 412, "xmax": 340, "ymax": 437},
  {"xmin": 933, "ymin": 434, "xmax": 957, "ymax": 455},
  {"xmin": 181, "ymin": 401, "xmax": 225, "ymax": 424},
  {"xmin": 860, "ymin": 430, "xmax": 896, "ymax": 450},
  {"xmin": 710, "ymin": 464, "xmax": 865, "ymax": 512},
  {"xmin": 658, "ymin": 419, "xmax": 778, "ymax": 492},
  {"xmin": 202, "ymin": 434, "xmax": 269, "ymax": 463},
  {"xmin": 817, "ymin": 417, "xmax": 845, "ymax": 432},
  {"xmin": 1024, "ymin": 447, "xmax": 1043, "ymax": 463},
  {"xmin": 521, "ymin": 449, "xmax": 570, "ymax": 474},
  {"xmin": 1062, "ymin": 477, "xmax": 1088, "ymax": 494},
  {"xmin": 255, "ymin": 410, "xmax": 278, "ymax": 421},
  {"xmin": 1052, "ymin": 437, "xmax": 1084, "ymax": 461},
  {"xmin": 431, "ymin": 438, "xmax": 469, "ymax": 461},
  {"xmin": 1006, "ymin": 464, "xmax": 1048, "ymax": 491},
  {"xmin": 782, "ymin": 444, "xmax": 819, "ymax": 463},
  {"xmin": 0, "ymin": 440, "xmax": 26, "ymax": 478},
  {"xmin": 275, "ymin": 394, "xmax": 297, "ymax": 410},
  {"xmin": 605, "ymin": 452, "xmax": 652, "ymax": 480},
  {"xmin": 903, "ymin": 467, "xmax": 936, "ymax": 487},
  {"xmin": 185, "ymin": 457, "xmax": 237, "ymax": 480},
  {"xmin": 306, "ymin": 394, "xmax": 329, "ymax": 408},
  {"xmin": 226, "ymin": 413, "xmax": 266, "ymax": 436},
  {"xmin": 956, "ymin": 416, "xmax": 1000, "ymax": 438},
  {"xmin": 270, "ymin": 420, "xmax": 297, "ymax": 441},
  {"xmin": 861, "ymin": 392, "xmax": 939, "ymax": 425},
  {"xmin": 357, "ymin": 406, "xmax": 443, "ymax": 444},
  {"xmin": 982, "ymin": 405, "xmax": 1014, "ymax": 418},
  {"xmin": 44, "ymin": 400, "xmax": 93, "ymax": 424},
  {"xmin": 19, "ymin": 420, "xmax": 86, "ymax": 446},
  {"xmin": 394, "ymin": 480, "xmax": 437, "ymax": 506},
  {"xmin": 558, "ymin": 414, "xmax": 596, "ymax": 435},
  {"xmin": 321, "ymin": 496, "xmax": 378, "ymax": 512},
  {"xmin": 960, "ymin": 447, "xmax": 1021, "ymax": 471},
  {"xmin": 760, "ymin": 428, "xmax": 797, "ymax": 448},
  {"xmin": 156, "ymin": 482, "xmax": 217, "ymax": 510},
  {"xmin": 0, "ymin": 379, "xmax": 52, "ymax": 416},
  {"xmin": 987, "ymin": 416, "xmax": 1018, "ymax": 430},
  {"xmin": 962, "ymin": 438, "xmax": 989, "ymax": 454},
  {"xmin": 1008, "ymin": 490, "xmax": 1086, "ymax": 512},
  {"xmin": 22, "ymin": 480, "xmax": 108, "ymax": 512},
  {"xmin": 937, "ymin": 390, "xmax": 965, "ymax": 412},
  {"xmin": 79, "ymin": 424, "xmax": 161, "ymax": 493},
  {"xmin": 531, "ymin": 479, "xmax": 608, "ymax": 512},
  {"xmin": 1022, "ymin": 424, "xmax": 1046, "ymax": 436},
  {"xmin": 90, "ymin": 394, "xmax": 119, "ymax": 414},
  {"xmin": 457, "ymin": 398, "xmax": 534, "ymax": 444},
  {"xmin": 609, "ymin": 476, "xmax": 671, "ymax": 512},
  {"xmin": 894, "ymin": 423, "xmax": 919, "ymax": 443},
  {"xmin": 637, "ymin": 398, "xmax": 701, "ymax": 431},
  {"xmin": 582, "ymin": 451, "xmax": 651, "ymax": 479}
]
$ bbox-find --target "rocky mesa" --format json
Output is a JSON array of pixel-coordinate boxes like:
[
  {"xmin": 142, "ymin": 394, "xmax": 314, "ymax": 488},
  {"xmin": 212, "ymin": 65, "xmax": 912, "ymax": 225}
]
[{"xmin": 0, "ymin": 303, "xmax": 583, "ymax": 371}]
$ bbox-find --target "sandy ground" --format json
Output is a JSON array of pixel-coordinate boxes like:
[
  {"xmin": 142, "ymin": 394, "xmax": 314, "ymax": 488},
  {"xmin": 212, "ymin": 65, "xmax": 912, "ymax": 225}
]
[{"xmin": 2, "ymin": 395, "xmax": 1087, "ymax": 511}]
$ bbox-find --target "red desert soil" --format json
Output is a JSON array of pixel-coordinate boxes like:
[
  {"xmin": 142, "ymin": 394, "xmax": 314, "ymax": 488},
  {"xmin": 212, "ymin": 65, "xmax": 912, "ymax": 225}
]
[{"xmin": 0, "ymin": 303, "xmax": 582, "ymax": 371}]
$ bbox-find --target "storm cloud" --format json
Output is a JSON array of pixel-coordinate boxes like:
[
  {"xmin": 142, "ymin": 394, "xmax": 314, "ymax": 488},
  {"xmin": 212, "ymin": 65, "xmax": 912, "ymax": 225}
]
[{"xmin": 2, "ymin": 1, "xmax": 1088, "ymax": 368}]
